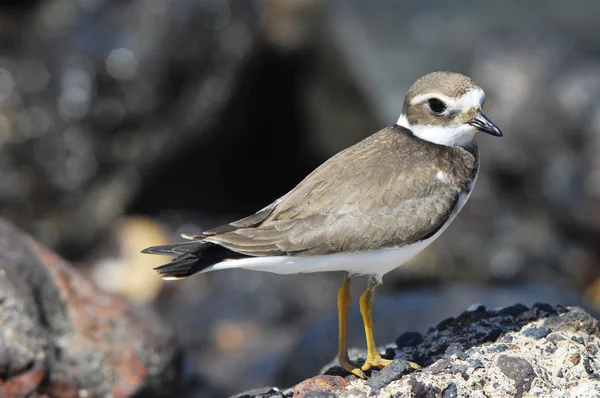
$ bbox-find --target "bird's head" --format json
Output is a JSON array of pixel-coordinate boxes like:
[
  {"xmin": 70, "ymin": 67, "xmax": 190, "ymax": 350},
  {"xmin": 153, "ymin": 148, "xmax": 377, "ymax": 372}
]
[{"xmin": 397, "ymin": 71, "xmax": 502, "ymax": 147}]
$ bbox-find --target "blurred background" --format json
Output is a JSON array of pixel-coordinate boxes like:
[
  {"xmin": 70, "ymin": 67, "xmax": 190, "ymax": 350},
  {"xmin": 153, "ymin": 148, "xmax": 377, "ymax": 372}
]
[{"xmin": 2, "ymin": 0, "xmax": 600, "ymax": 396}]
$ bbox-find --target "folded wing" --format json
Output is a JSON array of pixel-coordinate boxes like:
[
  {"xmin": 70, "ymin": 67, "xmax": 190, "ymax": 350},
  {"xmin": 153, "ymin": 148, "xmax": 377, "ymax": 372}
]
[{"xmin": 204, "ymin": 127, "xmax": 475, "ymax": 256}]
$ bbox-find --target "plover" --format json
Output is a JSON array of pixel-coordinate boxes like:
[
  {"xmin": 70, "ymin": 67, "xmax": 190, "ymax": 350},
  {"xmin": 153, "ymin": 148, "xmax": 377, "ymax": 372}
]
[{"xmin": 142, "ymin": 71, "xmax": 502, "ymax": 378}]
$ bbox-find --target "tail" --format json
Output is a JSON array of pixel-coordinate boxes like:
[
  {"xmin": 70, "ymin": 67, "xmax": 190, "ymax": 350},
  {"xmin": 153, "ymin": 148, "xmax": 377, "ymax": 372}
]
[{"xmin": 142, "ymin": 240, "xmax": 247, "ymax": 280}]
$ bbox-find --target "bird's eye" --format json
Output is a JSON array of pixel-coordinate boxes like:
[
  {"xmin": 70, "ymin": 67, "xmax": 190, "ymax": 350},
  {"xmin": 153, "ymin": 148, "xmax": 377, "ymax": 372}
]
[{"xmin": 428, "ymin": 98, "xmax": 446, "ymax": 114}]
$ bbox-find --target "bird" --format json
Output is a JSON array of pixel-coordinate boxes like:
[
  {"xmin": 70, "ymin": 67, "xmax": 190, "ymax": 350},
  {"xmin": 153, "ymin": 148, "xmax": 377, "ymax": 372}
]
[{"xmin": 142, "ymin": 71, "xmax": 502, "ymax": 378}]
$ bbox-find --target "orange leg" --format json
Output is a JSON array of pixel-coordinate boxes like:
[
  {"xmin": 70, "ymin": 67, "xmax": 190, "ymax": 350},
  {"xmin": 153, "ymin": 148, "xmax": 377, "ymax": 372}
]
[
  {"xmin": 359, "ymin": 280, "xmax": 420, "ymax": 372},
  {"xmin": 337, "ymin": 273, "xmax": 366, "ymax": 378}
]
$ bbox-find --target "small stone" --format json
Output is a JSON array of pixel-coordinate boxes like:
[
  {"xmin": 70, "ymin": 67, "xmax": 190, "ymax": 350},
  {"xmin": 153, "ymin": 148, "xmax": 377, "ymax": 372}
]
[
  {"xmin": 407, "ymin": 376, "xmax": 437, "ymax": 398},
  {"xmin": 486, "ymin": 344, "xmax": 509, "ymax": 354},
  {"xmin": 450, "ymin": 362, "xmax": 468, "ymax": 377},
  {"xmin": 497, "ymin": 355, "xmax": 536, "ymax": 398},
  {"xmin": 571, "ymin": 336, "xmax": 585, "ymax": 345},
  {"xmin": 293, "ymin": 375, "xmax": 349, "ymax": 398},
  {"xmin": 583, "ymin": 358, "xmax": 594, "ymax": 375},
  {"xmin": 569, "ymin": 353, "xmax": 581, "ymax": 365},
  {"xmin": 441, "ymin": 382, "xmax": 458, "ymax": 398},
  {"xmin": 545, "ymin": 333, "xmax": 566, "ymax": 344},
  {"xmin": 429, "ymin": 359, "xmax": 450, "ymax": 375},
  {"xmin": 444, "ymin": 343, "xmax": 467, "ymax": 360},
  {"xmin": 500, "ymin": 334, "xmax": 514, "ymax": 344},
  {"xmin": 468, "ymin": 358, "xmax": 484, "ymax": 370},
  {"xmin": 396, "ymin": 332, "xmax": 424, "ymax": 348},
  {"xmin": 522, "ymin": 326, "xmax": 551, "ymax": 340},
  {"xmin": 367, "ymin": 359, "xmax": 412, "ymax": 390}
]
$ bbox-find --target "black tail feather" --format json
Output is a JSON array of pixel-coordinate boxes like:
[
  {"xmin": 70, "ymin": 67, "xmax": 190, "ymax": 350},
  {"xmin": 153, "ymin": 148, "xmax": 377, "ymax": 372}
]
[
  {"xmin": 143, "ymin": 241, "xmax": 248, "ymax": 280},
  {"xmin": 154, "ymin": 255, "xmax": 203, "ymax": 279}
]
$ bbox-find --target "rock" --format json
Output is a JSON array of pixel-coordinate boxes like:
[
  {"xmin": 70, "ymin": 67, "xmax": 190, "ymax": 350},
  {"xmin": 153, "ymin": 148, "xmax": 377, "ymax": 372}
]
[
  {"xmin": 232, "ymin": 387, "xmax": 285, "ymax": 398},
  {"xmin": 277, "ymin": 285, "xmax": 584, "ymax": 386},
  {"xmin": 496, "ymin": 356, "xmax": 535, "ymax": 398},
  {"xmin": 406, "ymin": 376, "xmax": 438, "ymax": 398},
  {"xmin": 443, "ymin": 343, "xmax": 467, "ymax": 360},
  {"xmin": 292, "ymin": 376, "xmax": 349, "ymax": 398},
  {"xmin": 240, "ymin": 304, "xmax": 600, "ymax": 397},
  {"xmin": 366, "ymin": 359, "xmax": 413, "ymax": 390},
  {"xmin": 0, "ymin": 219, "xmax": 193, "ymax": 397},
  {"xmin": 522, "ymin": 326, "xmax": 551, "ymax": 340},
  {"xmin": 441, "ymin": 382, "xmax": 458, "ymax": 398}
]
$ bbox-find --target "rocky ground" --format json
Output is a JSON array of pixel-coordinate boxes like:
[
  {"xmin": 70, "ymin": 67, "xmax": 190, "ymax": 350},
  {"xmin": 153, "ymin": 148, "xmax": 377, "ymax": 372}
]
[{"xmin": 238, "ymin": 304, "xmax": 600, "ymax": 398}]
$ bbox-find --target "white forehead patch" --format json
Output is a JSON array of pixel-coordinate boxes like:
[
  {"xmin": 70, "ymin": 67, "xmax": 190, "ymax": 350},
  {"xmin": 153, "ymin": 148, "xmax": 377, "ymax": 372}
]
[{"xmin": 410, "ymin": 88, "xmax": 485, "ymax": 113}]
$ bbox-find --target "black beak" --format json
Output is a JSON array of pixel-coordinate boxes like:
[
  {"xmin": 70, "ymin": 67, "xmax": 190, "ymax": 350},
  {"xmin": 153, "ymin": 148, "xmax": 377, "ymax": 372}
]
[{"xmin": 469, "ymin": 110, "xmax": 502, "ymax": 137}]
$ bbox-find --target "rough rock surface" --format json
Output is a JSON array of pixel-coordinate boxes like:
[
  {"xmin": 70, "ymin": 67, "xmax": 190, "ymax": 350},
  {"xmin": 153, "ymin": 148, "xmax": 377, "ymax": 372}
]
[
  {"xmin": 237, "ymin": 304, "xmax": 600, "ymax": 398},
  {"xmin": 0, "ymin": 219, "xmax": 190, "ymax": 397}
]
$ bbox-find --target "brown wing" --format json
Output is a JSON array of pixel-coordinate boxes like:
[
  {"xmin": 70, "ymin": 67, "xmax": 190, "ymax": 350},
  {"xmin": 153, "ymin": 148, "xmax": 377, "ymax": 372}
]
[{"xmin": 201, "ymin": 126, "xmax": 477, "ymax": 257}]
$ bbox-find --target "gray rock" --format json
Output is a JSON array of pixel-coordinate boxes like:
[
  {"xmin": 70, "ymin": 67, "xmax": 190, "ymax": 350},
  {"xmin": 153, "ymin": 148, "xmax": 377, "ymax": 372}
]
[
  {"xmin": 486, "ymin": 343, "xmax": 510, "ymax": 353},
  {"xmin": 265, "ymin": 304, "xmax": 600, "ymax": 398},
  {"xmin": 366, "ymin": 359, "xmax": 413, "ymax": 390},
  {"xmin": 496, "ymin": 355, "xmax": 535, "ymax": 398},
  {"xmin": 441, "ymin": 382, "xmax": 458, "ymax": 398},
  {"xmin": 522, "ymin": 326, "xmax": 552, "ymax": 340},
  {"xmin": 443, "ymin": 343, "xmax": 467, "ymax": 360}
]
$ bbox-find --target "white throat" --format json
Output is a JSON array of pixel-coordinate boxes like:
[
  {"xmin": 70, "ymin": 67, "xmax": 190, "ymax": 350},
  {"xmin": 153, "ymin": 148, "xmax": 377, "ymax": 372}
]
[
  {"xmin": 396, "ymin": 88, "xmax": 484, "ymax": 147},
  {"xmin": 397, "ymin": 114, "xmax": 476, "ymax": 147}
]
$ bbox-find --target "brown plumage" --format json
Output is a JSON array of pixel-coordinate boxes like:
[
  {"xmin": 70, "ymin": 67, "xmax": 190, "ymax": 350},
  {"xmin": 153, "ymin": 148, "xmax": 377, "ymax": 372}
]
[{"xmin": 204, "ymin": 126, "xmax": 477, "ymax": 256}]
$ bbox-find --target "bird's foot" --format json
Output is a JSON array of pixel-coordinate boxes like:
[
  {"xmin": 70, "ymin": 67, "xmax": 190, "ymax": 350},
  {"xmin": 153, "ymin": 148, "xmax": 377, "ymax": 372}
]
[
  {"xmin": 339, "ymin": 355, "xmax": 367, "ymax": 379},
  {"xmin": 360, "ymin": 355, "xmax": 421, "ymax": 372},
  {"xmin": 360, "ymin": 355, "xmax": 391, "ymax": 372}
]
